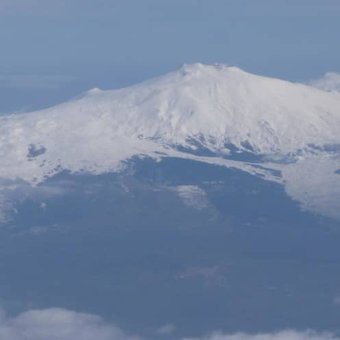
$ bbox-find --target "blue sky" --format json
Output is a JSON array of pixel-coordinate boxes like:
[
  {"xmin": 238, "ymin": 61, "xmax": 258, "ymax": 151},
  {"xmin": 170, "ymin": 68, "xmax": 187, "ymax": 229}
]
[{"xmin": 1, "ymin": 0, "xmax": 340, "ymax": 112}]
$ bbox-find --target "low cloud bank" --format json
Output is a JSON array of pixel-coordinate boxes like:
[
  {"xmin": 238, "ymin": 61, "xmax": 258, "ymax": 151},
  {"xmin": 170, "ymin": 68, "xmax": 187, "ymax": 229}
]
[
  {"xmin": 0, "ymin": 308, "xmax": 139, "ymax": 340},
  {"xmin": 185, "ymin": 330, "xmax": 339, "ymax": 340},
  {"xmin": 0, "ymin": 307, "xmax": 339, "ymax": 340}
]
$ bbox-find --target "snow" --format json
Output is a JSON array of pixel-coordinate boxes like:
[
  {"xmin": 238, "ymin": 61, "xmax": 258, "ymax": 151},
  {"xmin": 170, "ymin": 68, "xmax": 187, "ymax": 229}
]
[
  {"xmin": 1, "ymin": 63, "xmax": 340, "ymax": 185},
  {"xmin": 281, "ymin": 153, "xmax": 340, "ymax": 220}
]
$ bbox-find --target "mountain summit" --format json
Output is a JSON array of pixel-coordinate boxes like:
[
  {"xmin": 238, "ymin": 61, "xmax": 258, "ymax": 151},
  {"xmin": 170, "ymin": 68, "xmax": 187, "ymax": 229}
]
[{"xmin": 1, "ymin": 63, "xmax": 340, "ymax": 183}]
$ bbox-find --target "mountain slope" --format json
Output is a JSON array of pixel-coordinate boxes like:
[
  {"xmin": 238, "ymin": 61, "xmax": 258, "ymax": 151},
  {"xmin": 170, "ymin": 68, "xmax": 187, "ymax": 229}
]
[{"xmin": 1, "ymin": 63, "xmax": 340, "ymax": 183}]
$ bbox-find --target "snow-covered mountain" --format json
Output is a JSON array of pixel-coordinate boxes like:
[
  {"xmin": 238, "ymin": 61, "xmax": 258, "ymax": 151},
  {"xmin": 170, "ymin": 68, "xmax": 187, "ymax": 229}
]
[
  {"xmin": 1, "ymin": 63, "xmax": 340, "ymax": 184},
  {"xmin": 1, "ymin": 65, "xmax": 340, "ymax": 336}
]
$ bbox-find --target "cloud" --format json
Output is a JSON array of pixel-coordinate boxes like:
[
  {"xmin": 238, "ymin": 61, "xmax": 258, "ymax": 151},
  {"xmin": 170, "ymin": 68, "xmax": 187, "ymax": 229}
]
[
  {"xmin": 0, "ymin": 194, "xmax": 13, "ymax": 223},
  {"xmin": 175, "ymin": 185, "xmax": 209, "ymax": 210},
  {"xmin": 0, "ymin": 75, "xmax": 76, "ymax": 89},
  {"xmin": 0, "ymin": 307, "xmax": 339, "ymax": 340},
  {"xmin": 333, "ymin": 296, "xmax": 340, "ymax": 305},
  {"xmin": 185, "ymin": 330, "xmax": 340, "ymax": 340},
  {"xmin": 0, "ymin": 308, "xmax": 140, "ymax": 340},
  {"xmin": 155, "ymin": 324, "xmax": 176, "ymax": 335},
  {"xmin": 308, "ymin": 72, "xmax": 340, "ymax": 92}
]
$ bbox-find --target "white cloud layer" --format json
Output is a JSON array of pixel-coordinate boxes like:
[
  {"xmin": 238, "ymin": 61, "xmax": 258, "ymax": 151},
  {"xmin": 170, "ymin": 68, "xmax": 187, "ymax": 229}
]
[
  {"xmin": 185, "ymin": 330, "xmax": 340, "ymax": 340},
  {"xmin": 0, "ymin": 308, "xmax": 140, "ymax": 340},
  {"xmin": 0, "ymin": 307, "xmax": 339, "ymax": 340}
]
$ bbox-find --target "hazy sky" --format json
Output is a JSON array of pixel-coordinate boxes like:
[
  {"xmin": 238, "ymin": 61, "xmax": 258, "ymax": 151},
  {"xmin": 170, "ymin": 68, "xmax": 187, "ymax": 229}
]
[{"xmin": 1, "ymin": 0, "xmax": 340, "ymax": 112}]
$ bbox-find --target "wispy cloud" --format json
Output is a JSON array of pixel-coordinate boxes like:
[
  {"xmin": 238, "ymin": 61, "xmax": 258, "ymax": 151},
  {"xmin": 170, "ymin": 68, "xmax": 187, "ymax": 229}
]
[
  {"xmin": 308, "ymin": 72, "xmax": 340, "ymax": 92},
  {"xmin": 0, "ymin": 194, "xmax": 13, "ymax": 224},
  {"xmin": 155, "ymin": 323, "xmax": 176, "ymax": 335}
]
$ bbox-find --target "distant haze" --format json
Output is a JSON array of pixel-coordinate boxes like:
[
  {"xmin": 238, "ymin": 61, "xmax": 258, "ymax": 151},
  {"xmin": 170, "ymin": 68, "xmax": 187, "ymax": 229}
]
[{"xmin": 0, "ymin": 0, "xmax": 340, "ymax": 112}]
